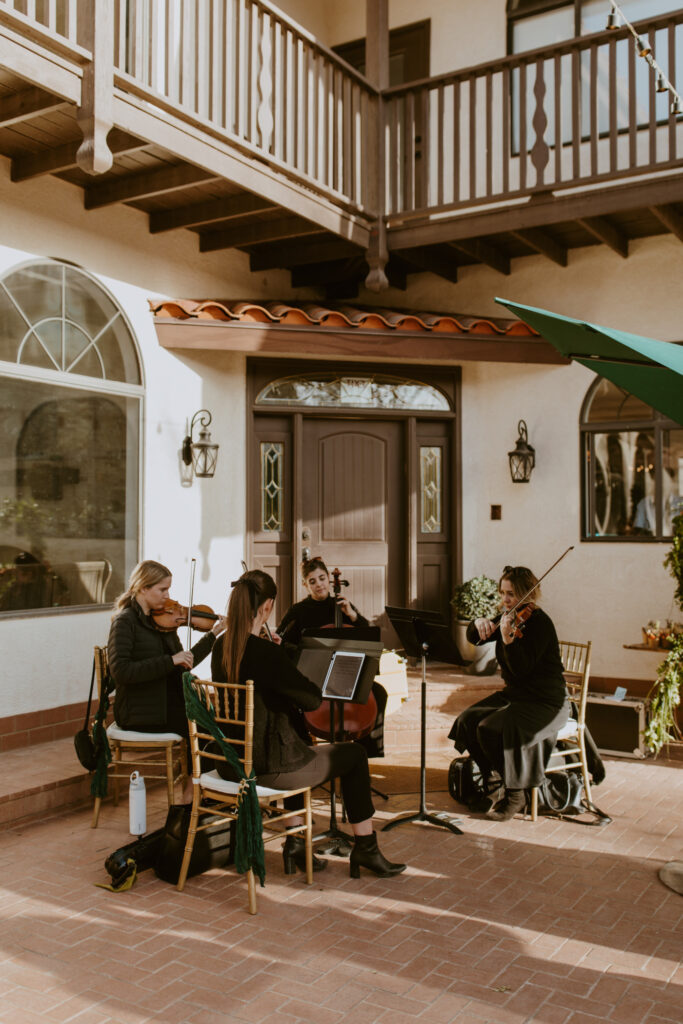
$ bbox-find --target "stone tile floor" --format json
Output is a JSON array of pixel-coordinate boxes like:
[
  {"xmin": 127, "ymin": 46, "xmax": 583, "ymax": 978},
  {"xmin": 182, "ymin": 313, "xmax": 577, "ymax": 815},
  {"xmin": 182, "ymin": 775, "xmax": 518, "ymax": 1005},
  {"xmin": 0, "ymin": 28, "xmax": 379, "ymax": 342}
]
[{"xmin": 1, "ymin": 669, "xmax": 681, "ymax": 1024}]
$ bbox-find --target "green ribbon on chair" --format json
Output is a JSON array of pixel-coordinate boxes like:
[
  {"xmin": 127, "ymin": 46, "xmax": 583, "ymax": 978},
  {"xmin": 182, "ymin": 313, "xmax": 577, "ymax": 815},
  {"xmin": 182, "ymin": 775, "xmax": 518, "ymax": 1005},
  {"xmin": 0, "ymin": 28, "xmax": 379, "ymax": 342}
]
[{"xmin": 182, "ymin": 672, "xmax": 266, "ymax": 886}]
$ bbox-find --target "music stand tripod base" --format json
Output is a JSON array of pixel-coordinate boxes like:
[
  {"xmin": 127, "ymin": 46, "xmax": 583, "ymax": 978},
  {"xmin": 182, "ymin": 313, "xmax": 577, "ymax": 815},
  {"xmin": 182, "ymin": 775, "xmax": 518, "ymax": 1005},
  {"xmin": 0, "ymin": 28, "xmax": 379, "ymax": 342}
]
[{"xmin": 381, "ymin": 623, "xmax": 464, "ymax": 837}]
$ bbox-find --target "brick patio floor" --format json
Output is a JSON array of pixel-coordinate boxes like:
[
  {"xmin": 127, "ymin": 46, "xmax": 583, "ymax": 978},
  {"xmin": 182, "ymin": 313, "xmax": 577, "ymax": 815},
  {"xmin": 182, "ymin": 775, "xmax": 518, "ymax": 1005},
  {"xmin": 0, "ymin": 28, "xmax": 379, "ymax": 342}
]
[{"xmin": 1, "ymin": 669, "xmax": 681, "ymax": 1024}]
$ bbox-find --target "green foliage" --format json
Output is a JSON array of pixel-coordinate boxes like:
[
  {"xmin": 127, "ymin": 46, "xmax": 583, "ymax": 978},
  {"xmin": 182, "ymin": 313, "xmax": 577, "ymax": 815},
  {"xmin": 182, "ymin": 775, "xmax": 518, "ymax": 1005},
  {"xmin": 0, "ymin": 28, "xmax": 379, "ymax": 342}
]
[
  {"xmin": 644, "ymin": 635, "xmax": 683, "ymax": 755},
  {"xmin": 664, "ymin": 513, "xmax": 683, "ymax": 615},
  {"xmin": 451, "ymin": 575, "xmax": 500, "ymax": 620}
]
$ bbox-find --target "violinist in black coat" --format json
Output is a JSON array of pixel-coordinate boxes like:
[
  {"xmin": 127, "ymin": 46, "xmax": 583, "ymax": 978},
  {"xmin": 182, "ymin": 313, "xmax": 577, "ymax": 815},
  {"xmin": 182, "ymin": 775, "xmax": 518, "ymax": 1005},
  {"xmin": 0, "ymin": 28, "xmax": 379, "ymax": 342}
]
[{"xmin": 449, "ymin": 565, "xmax": 570, "ymax": 820}]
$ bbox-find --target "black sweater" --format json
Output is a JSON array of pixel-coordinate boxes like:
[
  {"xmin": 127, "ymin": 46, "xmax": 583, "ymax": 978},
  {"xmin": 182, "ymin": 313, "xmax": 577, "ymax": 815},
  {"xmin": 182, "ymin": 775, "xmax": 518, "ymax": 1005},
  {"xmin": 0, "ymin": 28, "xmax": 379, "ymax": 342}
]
[
  {"xmin": 467, "ymin": 607, "xmax": 566, "ymax": 708},
  {"xmin": 108, "ymin": 599, "xmax": 215, "ymax": 729},
  {"xmin": 211, "ymin": 634, "xmax": 322, "ymax": 776},
  {"xmin": 277, "ymin": 595, "xmax": 368, "ymax": 646}
]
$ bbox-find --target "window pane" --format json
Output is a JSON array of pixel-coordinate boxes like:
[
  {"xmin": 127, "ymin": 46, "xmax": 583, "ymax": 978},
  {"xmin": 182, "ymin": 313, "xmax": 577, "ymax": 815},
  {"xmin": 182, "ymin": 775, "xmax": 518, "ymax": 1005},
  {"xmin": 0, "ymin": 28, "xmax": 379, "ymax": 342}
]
[
  {"xmin": 261, "ymin": 442, "xmax": 283, "ymax": 532},
  {"xmin": 589, "ymin": 429, "xmax": 656, "ymax": 536},
  {"xmin": 257, "ymin": 373, "xmax": 450, "ymax": 411},
  {"xmin": 584, "ymin": 377, "xmax": 653, "ymax": 422},
  {"xmin": 0, "ymin": 286, "xmax": 28, "ymax": 363},
  {"xmin": 0, "ymin": 376, "xmax": 139, "ymax": 611},
  {"xmin": 420, "ymin": 446, "xmax": 442, "ymax": 533},
  {"xmin": 663, "ymin": 429, "xmax": 683, "ymax": 535}
]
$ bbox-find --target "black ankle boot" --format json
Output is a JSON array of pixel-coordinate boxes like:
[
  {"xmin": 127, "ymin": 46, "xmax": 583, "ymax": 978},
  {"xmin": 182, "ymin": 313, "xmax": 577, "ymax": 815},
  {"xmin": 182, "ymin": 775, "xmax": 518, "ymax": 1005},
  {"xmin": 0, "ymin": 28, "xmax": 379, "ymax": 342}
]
[
  {"xmin": 349, "ymin": 832, "xmax": 406, "ymax": 879},
  {"xmin": 488, "ymin": 788, "xmax": 527, "ymax": 821},
  {"xmin": 282, "ymin": 835, "xmax": 327, "ymax": 875}
]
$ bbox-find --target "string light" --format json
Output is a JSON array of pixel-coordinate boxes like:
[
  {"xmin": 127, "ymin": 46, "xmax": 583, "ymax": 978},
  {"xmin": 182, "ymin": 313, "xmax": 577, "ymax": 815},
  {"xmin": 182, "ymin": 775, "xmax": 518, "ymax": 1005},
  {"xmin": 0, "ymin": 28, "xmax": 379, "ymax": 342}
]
[{"xmin": 606, "ymin": 0, "xmax": 683, "ymax": 116}]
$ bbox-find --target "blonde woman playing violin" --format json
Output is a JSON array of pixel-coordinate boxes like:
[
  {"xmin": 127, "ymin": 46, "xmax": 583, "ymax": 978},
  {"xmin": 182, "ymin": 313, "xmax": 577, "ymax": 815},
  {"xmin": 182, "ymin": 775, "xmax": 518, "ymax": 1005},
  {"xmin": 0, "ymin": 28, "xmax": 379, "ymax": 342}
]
[{"xmin": 448, "ymin": 565, "xmax": 570, "ymax": 820}]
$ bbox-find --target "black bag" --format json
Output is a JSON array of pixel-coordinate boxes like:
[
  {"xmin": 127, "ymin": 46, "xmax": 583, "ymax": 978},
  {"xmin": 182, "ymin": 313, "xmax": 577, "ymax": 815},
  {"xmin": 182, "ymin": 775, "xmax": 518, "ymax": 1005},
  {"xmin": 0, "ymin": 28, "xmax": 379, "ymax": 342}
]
[
  {"xmin": 448, "ymin": 756, "xmax": 486, "ymax": 805},
  {"xmin": 74, "ymin": 659, "xmax": 99, "ymax": 771},
  {"xmin": 535, "ymin": 770, "xmax": 584, "ymax": 815},
  {"xmin": 104, "ymin": 829, "xmax": 168, "ymax": 888},
  {"xmin": 154, "ymin": 804, "xmax": 235, "ymax": 884}
]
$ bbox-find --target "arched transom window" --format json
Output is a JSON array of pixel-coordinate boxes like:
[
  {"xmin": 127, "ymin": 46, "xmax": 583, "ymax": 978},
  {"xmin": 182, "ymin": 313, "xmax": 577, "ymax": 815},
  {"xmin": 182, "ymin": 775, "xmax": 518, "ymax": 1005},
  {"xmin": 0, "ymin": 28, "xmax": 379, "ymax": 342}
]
[
  {"xmin": 256, "ymin": 372, "xmax": 451, "ymax": 411},
  {"xmin": 0, "ymin": 260, "xmax": 143, "ymax": 614}
]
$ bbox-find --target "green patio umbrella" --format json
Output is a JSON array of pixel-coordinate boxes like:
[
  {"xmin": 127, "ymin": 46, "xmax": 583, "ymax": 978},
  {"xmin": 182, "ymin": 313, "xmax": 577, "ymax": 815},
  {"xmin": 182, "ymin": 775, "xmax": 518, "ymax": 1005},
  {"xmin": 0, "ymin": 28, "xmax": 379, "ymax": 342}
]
[{"xmin": 496, "ymin": 298, "xmax": 683, "ymax": 426}]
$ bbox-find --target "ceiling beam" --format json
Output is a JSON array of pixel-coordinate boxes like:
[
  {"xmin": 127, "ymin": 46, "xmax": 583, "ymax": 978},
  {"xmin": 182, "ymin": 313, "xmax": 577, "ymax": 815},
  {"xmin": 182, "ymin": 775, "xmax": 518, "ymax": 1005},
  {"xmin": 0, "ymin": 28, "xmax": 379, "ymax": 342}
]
[
  {"xmin": 448, "ymin": 238, "xmax": 510, "ymax": 275},
  {"xmin": 0, "ymin": 87, "xmax": 68, "ymax": 127},
  {"xmin": 84, "ymin": 164, "xmax": 221, "ymax": 209},
  {"xmin": 11, "ymin": 129, "xmax": 144, "ymax": 182},
  {"xmin": 249, "ymin": 236, "xmax": 361, "ymax": 271},
  {"xmin": 290, "ymin": 256, "xmax": 366, "ymax": 288},
  {"xmin": 397, "ymin": 244, "xmax": 460, "ymax": 284},
  {"xmin": 511, "ymin": 227, "xmax": 567, "ymax": 267},
  {"xmin": 650, "ymin": 203, "xmax": 683, "ymax": 243},
  {"xmin": 149, "ymin": 193, "xmax": 275, "ymax": 233},
  {"xmin": 199, "ymin": 216, "xmax": 319, "ymax": 252},
  {"xmin": 577, "ymin": 216, "xmax": 629, "ymax": 258}
]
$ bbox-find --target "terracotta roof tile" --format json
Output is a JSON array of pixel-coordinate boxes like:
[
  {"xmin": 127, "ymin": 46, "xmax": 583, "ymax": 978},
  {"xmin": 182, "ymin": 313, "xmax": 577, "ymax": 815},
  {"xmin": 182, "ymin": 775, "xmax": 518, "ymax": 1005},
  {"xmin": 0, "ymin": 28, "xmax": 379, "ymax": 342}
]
[{"xmin": 148, "ymin": 299, "xmax": 539, "ymax": 337}]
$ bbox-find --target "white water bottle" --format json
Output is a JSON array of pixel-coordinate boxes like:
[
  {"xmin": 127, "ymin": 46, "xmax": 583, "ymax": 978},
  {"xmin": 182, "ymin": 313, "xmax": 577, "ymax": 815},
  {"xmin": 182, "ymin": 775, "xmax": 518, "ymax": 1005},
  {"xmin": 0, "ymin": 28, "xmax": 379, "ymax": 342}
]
[{"xmin": 129, "ymin": 771, "xmax": 146, "ymax": 836}]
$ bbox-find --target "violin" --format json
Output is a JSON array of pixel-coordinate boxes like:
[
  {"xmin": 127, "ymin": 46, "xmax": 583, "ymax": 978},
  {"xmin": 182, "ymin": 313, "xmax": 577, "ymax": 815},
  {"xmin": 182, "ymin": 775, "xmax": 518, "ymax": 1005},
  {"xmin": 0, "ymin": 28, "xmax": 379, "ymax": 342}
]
[
  {"xmin": 152, "ymin": 598, "xmax": 219, "ymax": 633},
  {"xmin": 505, "ymin": 602, "xmax": 534, "ymax": 640}
]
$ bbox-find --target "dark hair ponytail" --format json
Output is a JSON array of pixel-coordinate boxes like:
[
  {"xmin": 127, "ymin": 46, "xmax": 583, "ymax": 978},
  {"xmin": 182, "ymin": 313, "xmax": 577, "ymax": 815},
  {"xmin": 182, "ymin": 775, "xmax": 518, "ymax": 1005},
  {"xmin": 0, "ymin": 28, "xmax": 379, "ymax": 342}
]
[{"xmin": 222, "ymin": 570, "xmax": 277, "ymax": 683}]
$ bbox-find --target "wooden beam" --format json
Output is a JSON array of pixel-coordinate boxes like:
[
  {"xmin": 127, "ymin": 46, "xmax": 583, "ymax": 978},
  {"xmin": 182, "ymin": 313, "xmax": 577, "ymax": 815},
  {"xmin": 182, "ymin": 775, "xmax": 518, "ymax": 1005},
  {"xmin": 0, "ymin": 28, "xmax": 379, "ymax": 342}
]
[
  {"xmin": 397, "ymin": 245, "xmax": 460, "ymax": 283},
  {"xmin": 249, "ymin": 236, "xmax": 361, "ymax": 271},
  {"xmin": 0, "ymin": 87, "xmax": 68, "ymax": 127},
  {"xmin": 11, "ymin": 129, "xmax": 144, "ymax": 182},
  {"xmin": 650, "ymin": 204, "xmax": 683, "ymax": 243},
  {"xmin": 511, "ymin": 227, "xmax": 567, "ymax": 267},
  {"xmin": 199, "ymin": 216, "xmax": 319, "ymax": 252},
  {"xmin": 291, "ymin": 256, "xmax": 366, "ymax": 288},
  {"xmin": 76, "ymin": 0, "xmax": 114, "ymax": 174},
  {"xmin": 448, "ymin": 238, "xmax": 510, "ymax": 275},
  {"xmin": 577, "ymin": 216, "xmax": 628, "ymax": 257},
  {"xmin": 149, "ymin": 193, "xmax": 275, "ymax": 233},
  {"xmin": 85, "ymin": 164, "xmax": 220, "ymax": 209}
]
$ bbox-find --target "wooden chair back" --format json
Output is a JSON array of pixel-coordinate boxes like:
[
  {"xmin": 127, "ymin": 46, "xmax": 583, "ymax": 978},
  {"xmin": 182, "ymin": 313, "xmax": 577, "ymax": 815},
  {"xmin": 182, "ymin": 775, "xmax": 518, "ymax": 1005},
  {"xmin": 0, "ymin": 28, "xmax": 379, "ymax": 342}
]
[
  {"xmin": 184, "ymin": 678, "xmax": 254, "ymax": 779},
  {"xmin": 558, "ymin": 640, "xmax": 592, "ymax": 722}
]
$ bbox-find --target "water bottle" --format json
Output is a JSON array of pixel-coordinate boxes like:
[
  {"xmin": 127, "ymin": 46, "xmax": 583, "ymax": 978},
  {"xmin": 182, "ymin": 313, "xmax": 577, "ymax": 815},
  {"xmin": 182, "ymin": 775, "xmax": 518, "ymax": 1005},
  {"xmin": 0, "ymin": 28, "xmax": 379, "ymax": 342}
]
[{"xmin": 129, "ymin": 771, "xmax": 146, "ymax": 836}]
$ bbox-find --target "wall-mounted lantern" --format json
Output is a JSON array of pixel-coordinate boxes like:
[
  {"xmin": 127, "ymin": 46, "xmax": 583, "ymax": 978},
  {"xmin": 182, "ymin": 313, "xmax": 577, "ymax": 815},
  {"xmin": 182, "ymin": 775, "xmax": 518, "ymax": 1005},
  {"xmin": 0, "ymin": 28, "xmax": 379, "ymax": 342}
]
[
  {"xmin": 182, "ymin": 409, "xmax": 219, "ymax": 479},
  {"xmin": 508, "ymin": 420, "xmax": 535, "ymax": 483}
]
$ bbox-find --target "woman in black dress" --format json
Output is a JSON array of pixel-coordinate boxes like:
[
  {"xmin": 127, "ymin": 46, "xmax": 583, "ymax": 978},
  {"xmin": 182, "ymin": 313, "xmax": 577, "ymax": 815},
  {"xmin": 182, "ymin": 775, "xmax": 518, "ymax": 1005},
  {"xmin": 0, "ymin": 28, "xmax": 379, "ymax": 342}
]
[
  {"xmin": 276, "ymin": 556, "xmax": 368, "ymax": 644},
  {"xmin": 211, "ymin": 569, "xmax": 406, "ymax": 879},
  {"xmin": 449, "ymin": 565, "xmax": 569, "ymax": 820},
  {"xmin": 108, "ymin": 559, "xmax": 226, "ymax": 801}
]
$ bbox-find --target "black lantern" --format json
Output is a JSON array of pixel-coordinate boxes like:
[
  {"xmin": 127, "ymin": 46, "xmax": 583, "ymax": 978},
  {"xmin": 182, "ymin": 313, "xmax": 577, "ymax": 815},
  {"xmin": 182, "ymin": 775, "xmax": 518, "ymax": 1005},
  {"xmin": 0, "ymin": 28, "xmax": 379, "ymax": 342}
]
[
  {"xmin": 182, "ymin": 409, "xmax": 219, "ymax": 479},
  {"xmin": 508, "ymin": 420, "xmax": 535, "ymax": 483}
]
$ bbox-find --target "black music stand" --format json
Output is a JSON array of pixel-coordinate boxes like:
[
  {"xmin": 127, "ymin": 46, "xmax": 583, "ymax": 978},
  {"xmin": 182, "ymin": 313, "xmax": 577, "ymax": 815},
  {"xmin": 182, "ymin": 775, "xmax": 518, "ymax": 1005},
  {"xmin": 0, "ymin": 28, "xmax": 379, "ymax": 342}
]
[{"xmin": 382, "ymin": 607, "xmax": 465, "ymax": 836}]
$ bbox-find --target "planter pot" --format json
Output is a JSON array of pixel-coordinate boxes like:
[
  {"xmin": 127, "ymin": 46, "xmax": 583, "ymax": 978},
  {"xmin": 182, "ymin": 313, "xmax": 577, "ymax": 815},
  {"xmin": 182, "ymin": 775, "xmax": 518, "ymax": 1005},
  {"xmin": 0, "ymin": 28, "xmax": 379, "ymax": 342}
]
[{"xmin": 455, "ymin": 620, "xmax": 498, "ymax": 676}]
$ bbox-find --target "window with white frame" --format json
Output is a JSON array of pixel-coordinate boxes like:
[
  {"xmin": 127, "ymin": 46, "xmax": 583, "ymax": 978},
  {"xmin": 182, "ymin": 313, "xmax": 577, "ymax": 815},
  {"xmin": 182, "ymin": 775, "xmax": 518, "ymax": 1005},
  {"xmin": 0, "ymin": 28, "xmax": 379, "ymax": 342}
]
[
  {"xmin": 0, "ymin": 260, "xmax": 143, "ymax": 613},
  {"xmin": 581, "ymin": 377, "xmax": 683, "ymax": 540}
]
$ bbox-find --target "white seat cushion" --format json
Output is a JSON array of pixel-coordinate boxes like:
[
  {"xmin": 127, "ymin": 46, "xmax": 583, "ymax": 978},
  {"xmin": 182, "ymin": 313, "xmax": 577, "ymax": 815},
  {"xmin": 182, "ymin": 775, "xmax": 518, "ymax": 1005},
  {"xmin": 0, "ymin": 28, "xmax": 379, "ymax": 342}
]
[
  {"xmin": 556, "ymin": 718, "xmax": 579, "ymax": 741},
  {"xmin": 107, "ymin": 722, "xmax": 183, "ymax": 743},
  {"xmin": 198, "ymin": 768, "xmax": 292, "ymax": 799}
]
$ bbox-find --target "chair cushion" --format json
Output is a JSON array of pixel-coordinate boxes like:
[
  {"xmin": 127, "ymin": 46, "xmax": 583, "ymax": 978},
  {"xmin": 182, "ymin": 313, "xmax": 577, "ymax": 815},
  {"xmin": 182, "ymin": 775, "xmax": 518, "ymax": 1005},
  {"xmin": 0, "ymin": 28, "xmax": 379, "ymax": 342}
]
[
  {"xmin": 198, "ymin": 768, "xmax": 292, "ymax": 799},
  {"xmin": 107, "ymin": 722, "xmax": 183, "ymax": 742},
  {"xmin": 556, "ymin": 719, "xmax": 579, "ymax": 741}
]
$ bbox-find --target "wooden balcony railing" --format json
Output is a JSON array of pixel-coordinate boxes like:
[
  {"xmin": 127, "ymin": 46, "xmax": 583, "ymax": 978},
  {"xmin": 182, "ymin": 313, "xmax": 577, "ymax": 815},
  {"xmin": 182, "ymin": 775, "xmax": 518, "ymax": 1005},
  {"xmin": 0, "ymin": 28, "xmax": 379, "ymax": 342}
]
[{"xmin": 384, "ymin": 11, "xmax": 683, "ymax": 220}]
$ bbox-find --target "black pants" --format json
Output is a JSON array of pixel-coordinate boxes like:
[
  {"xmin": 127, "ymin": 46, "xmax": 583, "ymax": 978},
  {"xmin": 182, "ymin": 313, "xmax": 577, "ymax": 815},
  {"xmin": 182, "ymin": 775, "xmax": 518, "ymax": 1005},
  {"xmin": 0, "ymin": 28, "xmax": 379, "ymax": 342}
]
[{"xmin": 257, "ymin": 742, "xmax": 375, "ymax": 824}]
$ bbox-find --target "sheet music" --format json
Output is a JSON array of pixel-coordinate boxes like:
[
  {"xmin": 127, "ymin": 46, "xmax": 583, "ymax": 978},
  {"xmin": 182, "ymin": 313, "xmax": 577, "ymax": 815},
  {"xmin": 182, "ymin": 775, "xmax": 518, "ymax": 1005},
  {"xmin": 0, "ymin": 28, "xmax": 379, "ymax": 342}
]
[{"xmin": 322, "ymin": 651, "xmax": 366, "ymax": 701}]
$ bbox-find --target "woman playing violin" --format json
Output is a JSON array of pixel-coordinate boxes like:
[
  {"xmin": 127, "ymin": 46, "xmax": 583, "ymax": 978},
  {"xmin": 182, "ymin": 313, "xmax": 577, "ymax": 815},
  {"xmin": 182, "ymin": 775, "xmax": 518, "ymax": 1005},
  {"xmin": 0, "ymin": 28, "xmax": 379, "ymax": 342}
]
[
  {"xmin": 276, "ymin": 556, "xmax": 368, "ymax": 645},
  {"xmin": 448, "ymin": 565, "xmax": 570, "ymax": 820},
  {"xmin": 211, "ymin": 570, "xmax": 406, "ymax": 879},
  {"xmin": 107, "ymin": 560, "xmax": 226, "ymax": 801}
]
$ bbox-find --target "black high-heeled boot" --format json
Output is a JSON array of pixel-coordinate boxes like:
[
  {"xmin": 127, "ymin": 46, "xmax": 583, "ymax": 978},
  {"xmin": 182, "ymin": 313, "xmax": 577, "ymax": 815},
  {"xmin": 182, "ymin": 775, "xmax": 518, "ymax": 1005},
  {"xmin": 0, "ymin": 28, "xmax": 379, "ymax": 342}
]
[
  {"xmin": 349, "ymin": 832, "xmax": 406, "ymax": 879},
  {"xmin": 282, "ymin": 835, "xmax": 327, "ymax": 874},
  {"xmin": 487, "ymin": 788, "xmax": 527, "ymax": 821}
]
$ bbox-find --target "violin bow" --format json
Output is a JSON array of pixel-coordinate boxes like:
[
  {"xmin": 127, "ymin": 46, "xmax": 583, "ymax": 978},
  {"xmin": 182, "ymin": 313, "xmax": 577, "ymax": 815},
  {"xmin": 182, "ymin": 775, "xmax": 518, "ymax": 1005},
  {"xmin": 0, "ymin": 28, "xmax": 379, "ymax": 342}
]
[
  {"xmin": 489, "ymin": 545, "xmax": 574, "ymax": 638},
  {"xmin": 186, "ymin": 557, "xmax": 197, "ymax": 648}
]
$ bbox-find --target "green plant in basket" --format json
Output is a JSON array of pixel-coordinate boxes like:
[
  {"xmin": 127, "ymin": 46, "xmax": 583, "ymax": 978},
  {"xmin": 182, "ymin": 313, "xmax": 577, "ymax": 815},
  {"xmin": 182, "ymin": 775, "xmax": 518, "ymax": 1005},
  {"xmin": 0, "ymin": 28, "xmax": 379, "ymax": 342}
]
[{"xmin": 451, "ymin": 575, "xmax": 500, "ymax": 621}]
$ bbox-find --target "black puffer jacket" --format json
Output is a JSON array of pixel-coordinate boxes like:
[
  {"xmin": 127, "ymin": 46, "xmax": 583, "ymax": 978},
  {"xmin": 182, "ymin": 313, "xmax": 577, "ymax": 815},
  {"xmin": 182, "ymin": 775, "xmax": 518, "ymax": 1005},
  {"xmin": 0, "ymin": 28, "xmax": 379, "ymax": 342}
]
[{"xmin": 108, "ymin": 599, "xmax": 215, "ymax": 729}]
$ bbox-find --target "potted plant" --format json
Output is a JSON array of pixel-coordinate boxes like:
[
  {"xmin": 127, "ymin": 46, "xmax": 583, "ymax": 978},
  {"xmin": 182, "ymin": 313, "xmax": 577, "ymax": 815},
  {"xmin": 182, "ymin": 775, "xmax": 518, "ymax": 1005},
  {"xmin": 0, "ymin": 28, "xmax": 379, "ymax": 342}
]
[
  {"xmin": 451, "ymin": 575, "xmax": 500, "ymax": 675},
  {"xmin": 644, "ymin": 513, "xmax": 683, "ymax": 754}
]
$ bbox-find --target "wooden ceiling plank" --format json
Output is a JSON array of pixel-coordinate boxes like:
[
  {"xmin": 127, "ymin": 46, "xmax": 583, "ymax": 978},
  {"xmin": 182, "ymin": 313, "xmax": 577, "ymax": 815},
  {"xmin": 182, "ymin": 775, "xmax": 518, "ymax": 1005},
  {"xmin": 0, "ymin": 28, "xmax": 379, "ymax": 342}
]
[
  {"xmin": 577, "ymin": 215, "xmax": 629, "ymax": 257},
  {"xmin": 397, "ymin": 244, "xmax": 460, "ymax": 283},
  {"xmin": 149, "ymin": 192, "xmax": 275, "ymax": 233},
  {"xmin": 199, "ymin": 216, "xmax": 320, "ymax": 251},
  {"xmin": 511, "ymin": 227, "xmax": 567, "ymax": 267},
  {"xmin": 0, "ymin": 87, "xmax": 69, "ymax": 127},
  {"xmin": 249, "ymin": 236, "xmax": 360, "ymax": 271},
  {"xmin": 650, "ymin": 203, "xmax": 683, "ymax": 243},
  {"xmin": 449, "ymin": 237, "xmax": 510, "ymax": 275},
  {"xmin": 11, "ymin": 128, "xmax": 145, "ymax": 181},
  {"xmin": 84, "ymin": 163, "xmax": 221, "ymax": 209}
]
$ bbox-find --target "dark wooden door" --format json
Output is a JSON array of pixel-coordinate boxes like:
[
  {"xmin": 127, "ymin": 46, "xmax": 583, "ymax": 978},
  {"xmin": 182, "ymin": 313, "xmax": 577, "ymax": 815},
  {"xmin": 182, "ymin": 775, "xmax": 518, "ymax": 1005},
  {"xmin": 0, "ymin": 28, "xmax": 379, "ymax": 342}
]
[{"xmin": 301, "ymin": 419, "xmax": 405, "ymax": 636}]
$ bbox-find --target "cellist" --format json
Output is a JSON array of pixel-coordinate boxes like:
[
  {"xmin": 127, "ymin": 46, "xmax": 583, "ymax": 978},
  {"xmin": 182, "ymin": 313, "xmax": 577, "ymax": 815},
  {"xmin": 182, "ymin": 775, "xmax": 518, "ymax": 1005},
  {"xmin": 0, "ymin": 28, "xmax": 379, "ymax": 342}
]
[{"xmin": 276, "ymin": 556, "xmax": 368, "ymax": 645}]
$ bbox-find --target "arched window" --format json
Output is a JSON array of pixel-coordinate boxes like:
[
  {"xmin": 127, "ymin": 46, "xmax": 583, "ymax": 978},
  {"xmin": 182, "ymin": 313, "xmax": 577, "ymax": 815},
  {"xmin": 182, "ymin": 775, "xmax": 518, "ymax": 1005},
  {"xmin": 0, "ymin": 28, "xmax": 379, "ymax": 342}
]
[
  {"xmin": 0, "ymin": 260, "xmax": 143, "ymax": 613},
  {"xmin": 581, "ymin": 377, "xmax": 682, "ymax": 540},
  {"xmin": 256, "ymin": 372, "xmax": 451, "ymax": 411}
]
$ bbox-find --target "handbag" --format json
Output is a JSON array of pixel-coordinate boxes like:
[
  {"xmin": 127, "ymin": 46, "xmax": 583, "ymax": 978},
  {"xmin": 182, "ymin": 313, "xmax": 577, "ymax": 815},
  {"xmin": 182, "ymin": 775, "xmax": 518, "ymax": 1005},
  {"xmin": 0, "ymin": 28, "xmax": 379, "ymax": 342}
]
[
  {"xmin": 536, "ymin": 770, "xmax": 584, "ymax": 815},
  {"xmin": 74, "ymin": 659, "xmax": 99, "ymax": 771},
  {"xmin": 154, "ymin": 804, "xmax": 235, "ymax": 884}
]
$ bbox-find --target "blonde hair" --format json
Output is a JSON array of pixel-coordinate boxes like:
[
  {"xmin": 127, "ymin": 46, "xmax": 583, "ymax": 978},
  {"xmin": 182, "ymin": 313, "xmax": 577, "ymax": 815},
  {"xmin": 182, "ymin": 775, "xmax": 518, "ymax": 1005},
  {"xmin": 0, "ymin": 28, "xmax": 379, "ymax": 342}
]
[
  {"xmin": 222, "ymin": 570, "xmax": 277, "ymax": 683},
  {"xmin": 114, "ymin": 559, "xmax": 172, "ymax": 612},
  {"xmin": 499, "ymin": 565, "xmax": 541, "ymax": 604}
]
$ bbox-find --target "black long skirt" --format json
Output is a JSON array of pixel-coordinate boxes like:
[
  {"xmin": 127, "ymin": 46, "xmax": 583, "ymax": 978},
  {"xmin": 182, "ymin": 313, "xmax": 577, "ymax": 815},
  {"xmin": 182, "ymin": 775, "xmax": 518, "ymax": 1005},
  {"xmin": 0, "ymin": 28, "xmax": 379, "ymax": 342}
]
[{"xmin": 448, "ymin": 692, "xmax": 570, "ymax": 790}]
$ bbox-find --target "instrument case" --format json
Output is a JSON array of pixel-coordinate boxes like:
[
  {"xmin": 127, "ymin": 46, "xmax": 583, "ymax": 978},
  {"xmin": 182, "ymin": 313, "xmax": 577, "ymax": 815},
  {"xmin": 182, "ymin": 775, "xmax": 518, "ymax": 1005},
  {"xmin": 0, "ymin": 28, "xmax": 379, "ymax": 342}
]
[{"xmin": 585, "ymin": 693, "xmax": 651, "ymax": 759}]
